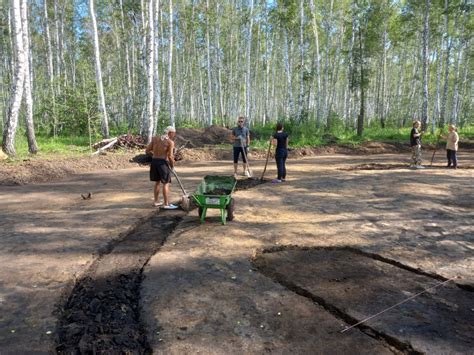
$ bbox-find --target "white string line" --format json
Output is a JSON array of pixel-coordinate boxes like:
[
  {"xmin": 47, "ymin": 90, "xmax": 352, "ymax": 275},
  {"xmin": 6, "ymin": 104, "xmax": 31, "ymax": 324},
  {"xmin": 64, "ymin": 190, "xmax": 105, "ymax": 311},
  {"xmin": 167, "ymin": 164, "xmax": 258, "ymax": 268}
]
[{"xmin": 341, "ymin": 276, "xmax": 459, "ymax": 333}]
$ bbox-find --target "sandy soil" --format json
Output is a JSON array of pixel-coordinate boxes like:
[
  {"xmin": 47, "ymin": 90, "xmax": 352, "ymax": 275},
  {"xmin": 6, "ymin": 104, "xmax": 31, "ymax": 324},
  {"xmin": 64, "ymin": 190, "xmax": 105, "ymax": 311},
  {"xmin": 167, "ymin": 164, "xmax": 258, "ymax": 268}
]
[
  {"xmin": 139, "ymin": 152, "xmax": 473, "ymax": 354},
  {"xmin": 0, "ymin": 151, "xmax": 473, "ymax": 353}
]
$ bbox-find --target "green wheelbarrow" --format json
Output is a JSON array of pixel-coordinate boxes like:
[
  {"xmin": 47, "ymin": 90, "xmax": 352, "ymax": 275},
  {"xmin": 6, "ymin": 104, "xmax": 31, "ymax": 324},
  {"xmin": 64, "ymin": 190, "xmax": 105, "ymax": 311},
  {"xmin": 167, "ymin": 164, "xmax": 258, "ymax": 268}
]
[{"xmin": 192, "ymin": 175, "xmax": 237, "ymax": 225}]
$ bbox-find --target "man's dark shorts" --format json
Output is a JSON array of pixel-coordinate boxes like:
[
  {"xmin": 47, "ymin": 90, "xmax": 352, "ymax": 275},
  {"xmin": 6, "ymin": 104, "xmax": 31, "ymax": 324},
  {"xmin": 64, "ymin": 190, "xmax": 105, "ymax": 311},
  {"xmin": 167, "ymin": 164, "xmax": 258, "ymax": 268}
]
[
  {"xmin": 150, "ymin": 158, "xmax": 172, "ymax": 183},
  {"xmin": 233, "ymin": 146, "xmax": 248, "ymax": 163}
]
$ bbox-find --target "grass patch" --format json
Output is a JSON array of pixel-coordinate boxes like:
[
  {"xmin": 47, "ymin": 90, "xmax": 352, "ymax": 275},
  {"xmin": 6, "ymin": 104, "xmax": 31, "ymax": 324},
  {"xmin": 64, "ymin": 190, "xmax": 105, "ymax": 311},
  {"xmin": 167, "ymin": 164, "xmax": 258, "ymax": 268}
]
[
  {"xmin": 12, "ymin": 135, "xmax": 92, "ymax": 160},
  {"xmin": 251, "ymin": 123, "xmax": 474, "ymax": 148}
]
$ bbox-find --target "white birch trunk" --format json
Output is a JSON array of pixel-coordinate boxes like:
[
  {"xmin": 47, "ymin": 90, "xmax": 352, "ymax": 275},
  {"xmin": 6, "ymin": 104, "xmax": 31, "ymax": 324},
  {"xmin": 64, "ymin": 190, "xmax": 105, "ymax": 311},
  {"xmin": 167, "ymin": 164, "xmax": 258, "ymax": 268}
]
[
  {"xmin": 53, "ymin": 0, "xmax": 61, "ymax": 83},
  {"xmin": 440, "ymin": 0, "xmax": 452, "ymax": 127},
  {"xmin": 2, "ymin": 0, "xmax": 25, "ymax": 156},
  {"xmin": 297, "ymin": 0, "xmax": 305, "ymax": 122},
  {"xmin": 215, "ymin": 2, "xmax": 224, "ymax": 121},
  {"xmin": 43, "ymin": 0, "xmax": 53, "ymax": 83},
  {"xmin": 205, "ymin": 0, "xmax": 213, "ymax": 125},
  {"xmin": 309, "ymin": 0, "xmax": 322, "ymax": 123},
  {"xmin": 421, "ymin": 0, "xmax": 430, "ymax": 130},
  {"xmin": 433, "ymin": 40, "xmax": 443, "ymax": 131},
  {"xmin": 450, "ymin": 33, "xmax": 464, "ymax": 125},
  {"xmin": 20, "ymin": 0, "xmax": 37, "ymax": 153},
  {"xmin": 245, "ymin": 0, "xmax": 254, "ymax": 122},
  {"xmin": 283, "ymin": 29, "xmax": 294, "ymax": 118},
  {"xmin": 89, "ymin": 0, "xmax": 109, "ymax": 138},
  {"xmin": 168, "ymin": 0, "xmax": 175, "ymax": 127},
  {"xmin": 145, "ymin": 0, "xmax": 155, "ymax": 143},
  {"xmin": 153, "ymin": 0, "xmax": 161, "ymax": 131},
  {"xmin": 380, "ymin": 29, "xmax": 387, "ymax": 128}
]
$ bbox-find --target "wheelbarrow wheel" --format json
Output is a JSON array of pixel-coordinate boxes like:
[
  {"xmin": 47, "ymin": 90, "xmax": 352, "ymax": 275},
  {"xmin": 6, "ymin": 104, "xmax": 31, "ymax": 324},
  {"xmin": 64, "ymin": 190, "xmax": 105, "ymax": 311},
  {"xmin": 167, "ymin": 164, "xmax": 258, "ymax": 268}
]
[
  {"xmin": 198, "ymin": 207, "xmax": 204, "ymax": 218},
  {"xmin": 226, "ymin": 198, "xmax": 235, "ymax": 221}
]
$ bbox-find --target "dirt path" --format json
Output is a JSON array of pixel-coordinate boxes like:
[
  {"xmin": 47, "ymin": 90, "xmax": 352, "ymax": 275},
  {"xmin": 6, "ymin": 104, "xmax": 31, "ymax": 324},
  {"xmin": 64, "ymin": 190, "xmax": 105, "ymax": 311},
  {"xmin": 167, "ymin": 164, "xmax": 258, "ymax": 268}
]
[{"xmin": 0, "ymin": 152, "xmax": 473, "ymax": 353}]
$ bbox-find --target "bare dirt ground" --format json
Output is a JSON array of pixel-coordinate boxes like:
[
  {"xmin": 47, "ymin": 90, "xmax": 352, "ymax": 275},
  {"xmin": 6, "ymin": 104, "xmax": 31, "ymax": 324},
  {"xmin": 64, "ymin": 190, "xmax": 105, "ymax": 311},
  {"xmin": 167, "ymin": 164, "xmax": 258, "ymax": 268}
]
[{"xmin": 0, "ymin": 149, "xmax": 473, "ymax": 353}]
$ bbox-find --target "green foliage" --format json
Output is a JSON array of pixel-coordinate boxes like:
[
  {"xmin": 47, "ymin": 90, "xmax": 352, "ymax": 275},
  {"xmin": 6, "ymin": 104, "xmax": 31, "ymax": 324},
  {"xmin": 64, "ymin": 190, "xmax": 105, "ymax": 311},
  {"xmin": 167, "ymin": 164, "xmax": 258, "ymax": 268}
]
[
  {"xmin": 251, "ymin": 121, "xmax": 474, "ymax": 148},
  {"xmin": 13, "ymin": 133, "xmax": 92, "ymax": 158}
]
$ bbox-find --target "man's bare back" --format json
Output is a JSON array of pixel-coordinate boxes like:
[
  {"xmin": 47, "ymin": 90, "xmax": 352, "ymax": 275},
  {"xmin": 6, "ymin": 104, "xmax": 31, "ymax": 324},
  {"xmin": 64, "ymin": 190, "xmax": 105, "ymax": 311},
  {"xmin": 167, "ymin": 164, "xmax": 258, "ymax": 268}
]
[{"xmin": 146, "ymin": 136, "xmax": 175, "ymax": 167}]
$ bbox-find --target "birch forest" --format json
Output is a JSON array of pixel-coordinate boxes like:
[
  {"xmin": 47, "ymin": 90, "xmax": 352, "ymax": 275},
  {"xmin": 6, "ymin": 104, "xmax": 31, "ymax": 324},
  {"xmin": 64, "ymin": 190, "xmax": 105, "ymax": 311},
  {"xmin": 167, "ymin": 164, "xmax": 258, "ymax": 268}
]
[{"xmin": 0, "ymin": 0, "xmax": 472, "ymax": 156}]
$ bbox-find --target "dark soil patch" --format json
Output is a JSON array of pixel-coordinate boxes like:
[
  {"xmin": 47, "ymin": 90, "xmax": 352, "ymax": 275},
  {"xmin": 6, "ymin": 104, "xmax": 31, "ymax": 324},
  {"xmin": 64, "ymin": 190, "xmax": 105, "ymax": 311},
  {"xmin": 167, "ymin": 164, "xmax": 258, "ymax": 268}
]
[
  {"xmin": 341, "ymin": 163, "xmax": 474, "ymax": 171},
  {"xmin": 55, "ymin": 210, "xmax": 184, "ymax": 353},
  {"xmin": 204, "ymin": 188, "xmax": 232, "ymax": 195},
  {"xmin": 54, "ymin": 178, "xmax": 266, "ymax": 352},
  {"xmin": 235, "ymin": 177, "xmax": 269, "ymax": 191},
  {"xmin": 174, "ymin": 125, "xmax": 231, "ymax": 148},
  {"xmin": 340, "ymin": 163, "xmax": 409, "ymax": 171},
  {"xmin": 252, "ymin": 246, "xmax": 474, "ymax": 354}
]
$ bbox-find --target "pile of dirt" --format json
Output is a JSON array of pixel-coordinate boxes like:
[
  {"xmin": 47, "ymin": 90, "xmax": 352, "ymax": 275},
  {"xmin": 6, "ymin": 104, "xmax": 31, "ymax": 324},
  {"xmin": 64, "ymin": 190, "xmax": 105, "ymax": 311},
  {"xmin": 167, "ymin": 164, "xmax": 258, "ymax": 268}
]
[
  {"xmin": 174, "ymin": 125, "xmax": 231, "ymax": 148},
  {"xmin": 288, "ymin": 142, "xmax": 410, "ymax": 158},
  {"xmin": 0, "ymin": 152, "xmax": 140, "ymax": 185}
]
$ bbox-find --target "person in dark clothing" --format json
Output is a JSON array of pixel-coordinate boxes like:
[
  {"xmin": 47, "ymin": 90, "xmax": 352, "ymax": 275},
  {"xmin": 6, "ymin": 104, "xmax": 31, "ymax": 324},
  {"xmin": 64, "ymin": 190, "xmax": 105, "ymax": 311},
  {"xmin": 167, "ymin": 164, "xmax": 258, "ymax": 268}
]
[
  {"xmin": 410, "ymin": 120, "xmax": 424, "ymax": 168},
  {"xmin": 229, "ymin": 116, "xmax": 251, "ymax": 177},
  {"xmin": 271, "ymin": 123, "xmax": 289, "ymax": 183}
]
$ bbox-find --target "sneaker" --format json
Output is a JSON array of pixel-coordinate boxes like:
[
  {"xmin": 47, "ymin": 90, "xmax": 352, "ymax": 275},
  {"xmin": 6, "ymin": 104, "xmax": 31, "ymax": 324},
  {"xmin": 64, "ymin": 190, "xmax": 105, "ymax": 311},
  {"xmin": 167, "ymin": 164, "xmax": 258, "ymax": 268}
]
[
  {"xmin": 415, "ymin": 165, "xmax": 425, "ymax": 169},
  {"xmin": 163, "ymin": 204, "xmax": 178, "ymax": 210},
  {"xmin": 244, "ymin": 170, "xmax": 251, "ymax": 177},
  {"xmin": 233, "ymin": 173, "xmax": 238, "ymax": 178},
  {"xmin": 272, "ymin": 179, "xmax": 282, "ymax": 183},
  {"xmin": 153, "ymin": 201, "xmax": 163, "ymax": 207},
  {"xmin": 281, "ymin": 178, "xmax": 286, "ymax": 182}
]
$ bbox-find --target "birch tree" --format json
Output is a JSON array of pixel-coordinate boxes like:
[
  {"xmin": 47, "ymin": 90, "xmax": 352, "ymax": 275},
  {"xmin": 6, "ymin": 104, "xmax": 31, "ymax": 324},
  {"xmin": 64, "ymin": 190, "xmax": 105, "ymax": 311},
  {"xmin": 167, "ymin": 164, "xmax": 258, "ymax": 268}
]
[
  {"xmin": 420, "ymin": 0, "xmax": 430, "ymax": 130},
  {"xmin": 2, "ymin": 0, "xmax": 25, "ymax": 156},
  {"xmin": 205, "ymin": 0, "xmax": 213, "ymax": 125},
  {"xmin": 89, "ymin": 0, "xmax": 109, "ymax": 138},
  {"xmin": 245, "ymin": 0, "xmax": 254, "ymax": 123},
  {"xmin": 144, "ymin": 0, "xmax": 155, "ymax": 143},
  {"xmin": 168, "ymin": 0, "xmax": 175, "ymax": 127},
  {"xmin": 20, "ymin": 0, "xmax": 37, "ymax": 153}
]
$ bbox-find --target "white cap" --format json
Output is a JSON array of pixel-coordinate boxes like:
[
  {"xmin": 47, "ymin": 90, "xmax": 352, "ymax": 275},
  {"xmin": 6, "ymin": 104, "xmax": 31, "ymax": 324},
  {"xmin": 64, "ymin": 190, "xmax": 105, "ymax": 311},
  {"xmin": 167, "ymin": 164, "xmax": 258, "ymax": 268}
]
[{"xmin": 164, "ymin": 125, "xmax": 176, "ymax": 134}]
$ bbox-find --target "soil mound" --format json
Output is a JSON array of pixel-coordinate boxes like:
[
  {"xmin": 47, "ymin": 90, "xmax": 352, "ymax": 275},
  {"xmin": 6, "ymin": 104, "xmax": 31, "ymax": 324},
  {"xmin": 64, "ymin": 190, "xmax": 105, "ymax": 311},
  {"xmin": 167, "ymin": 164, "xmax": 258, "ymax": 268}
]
[{"xmin": 174, "ymin": 125, "xmax": 231, "ymax": 148}]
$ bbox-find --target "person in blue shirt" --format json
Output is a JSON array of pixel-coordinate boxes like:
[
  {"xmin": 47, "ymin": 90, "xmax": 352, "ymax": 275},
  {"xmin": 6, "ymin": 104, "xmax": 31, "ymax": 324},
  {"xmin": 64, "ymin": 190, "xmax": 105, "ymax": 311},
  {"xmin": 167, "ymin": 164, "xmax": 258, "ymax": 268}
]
[
  {"xmin": 229, "ymin": 116, "xmax": 250, "ymax": 177},
  {"xmin": 271, "ymin": 122, "xmax": 289, "ymax": 183}
]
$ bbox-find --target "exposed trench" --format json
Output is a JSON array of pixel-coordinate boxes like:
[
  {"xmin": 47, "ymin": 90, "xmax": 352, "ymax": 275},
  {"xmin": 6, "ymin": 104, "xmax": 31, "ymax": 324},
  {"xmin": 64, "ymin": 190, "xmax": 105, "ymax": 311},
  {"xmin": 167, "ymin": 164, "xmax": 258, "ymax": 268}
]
[
  {"xmin": 340, "ymin": 163, "xmax": 474, "ymax": 171},
  {"xmin": 54, "ymin": 178, "xmax": 268, "ymax": 353},
  {"xmin": 251, "ymin": 245, "xmax": 473, "ymax": 355}
]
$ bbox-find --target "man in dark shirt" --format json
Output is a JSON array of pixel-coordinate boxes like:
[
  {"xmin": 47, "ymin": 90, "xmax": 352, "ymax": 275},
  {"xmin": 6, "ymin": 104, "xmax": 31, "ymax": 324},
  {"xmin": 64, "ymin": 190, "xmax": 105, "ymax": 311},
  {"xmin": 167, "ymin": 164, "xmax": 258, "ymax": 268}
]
[
  {"xmin": 229, "ymin": 116, "xmax": 250, "ymax": 177},
  {"xmin": 410, "ymin": 120, "xmax": 424, "ymax": 168}
]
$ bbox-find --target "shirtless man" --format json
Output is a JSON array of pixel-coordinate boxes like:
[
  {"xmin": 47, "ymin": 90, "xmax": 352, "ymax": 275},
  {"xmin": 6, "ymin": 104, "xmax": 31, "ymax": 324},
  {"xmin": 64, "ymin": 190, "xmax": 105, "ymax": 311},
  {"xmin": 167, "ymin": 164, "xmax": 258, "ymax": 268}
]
[{"xmin": 145, "ymin": 126, "xmax": 178, "ymax": 209}]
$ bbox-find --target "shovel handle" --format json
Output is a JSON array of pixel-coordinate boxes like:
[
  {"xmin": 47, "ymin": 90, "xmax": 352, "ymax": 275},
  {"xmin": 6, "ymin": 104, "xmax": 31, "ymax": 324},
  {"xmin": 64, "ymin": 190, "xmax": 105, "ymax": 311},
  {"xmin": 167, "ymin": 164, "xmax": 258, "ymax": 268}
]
[
  {"xmin": 260, "ymin": 139, "xmax": 272, "ymax": 181},
  {"xmin": 170, "ymin": 168, "xmax": 188, "ymax": 196}
]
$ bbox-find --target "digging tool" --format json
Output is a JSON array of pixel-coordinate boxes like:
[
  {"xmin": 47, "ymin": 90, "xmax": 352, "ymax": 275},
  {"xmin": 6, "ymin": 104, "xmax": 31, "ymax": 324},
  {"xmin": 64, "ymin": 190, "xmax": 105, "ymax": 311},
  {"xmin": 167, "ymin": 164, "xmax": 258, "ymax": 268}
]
[
  {"xmin": 170, "ymin": 168, "xmax": 191, "ymax": 211},
  {"xmin": 260, "ymin": 138, "xmax": 272, "ymax": 181},
  {"xmin": 239, "ymin": 137, "xmax": 253, "ymax": 178},
  {"xmin": 430, "ymin": 128, "xmax": 444, "ymax": 167}
]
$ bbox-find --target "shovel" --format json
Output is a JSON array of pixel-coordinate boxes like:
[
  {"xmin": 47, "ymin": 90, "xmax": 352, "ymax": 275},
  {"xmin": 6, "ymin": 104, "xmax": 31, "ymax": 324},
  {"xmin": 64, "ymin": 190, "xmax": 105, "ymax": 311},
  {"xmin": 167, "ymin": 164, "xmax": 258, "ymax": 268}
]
[
  {"xmin": 240, "ymin": 137, "xmax": 253, "ymax": 178},
  {"xmin": 260, "ymin": 138, "xmax": 272, "ymax": 181},
  {"xmin": 170, "ymin": 168, "xmax": 191, "ymax": 211}
]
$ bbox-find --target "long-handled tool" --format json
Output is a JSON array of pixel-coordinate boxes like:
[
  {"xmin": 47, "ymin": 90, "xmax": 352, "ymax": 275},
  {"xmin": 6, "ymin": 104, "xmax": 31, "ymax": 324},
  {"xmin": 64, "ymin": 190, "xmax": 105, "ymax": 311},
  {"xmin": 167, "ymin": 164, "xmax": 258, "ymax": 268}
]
[
  {"xmin": 240, "ymin": 137, "xmax": 253, "ymax": 178},
  {"xmin": 170, "ymin": 168, "xmax": 191, "ymax": 211},
  {"xmin": 260, "ymin": 138, "xmax": 272, "ymax": 181},
  {"xmin": 430, "ymin": 128, "xmax": 444, "ymax": 167}
]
